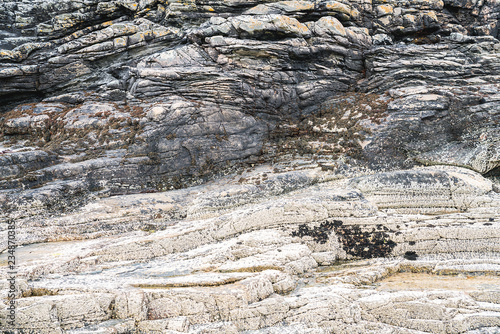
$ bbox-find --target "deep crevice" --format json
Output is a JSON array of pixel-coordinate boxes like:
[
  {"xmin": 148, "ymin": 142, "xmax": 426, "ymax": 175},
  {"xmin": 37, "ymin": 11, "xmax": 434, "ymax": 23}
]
[{"xmin": 484, "ymin": 166, "xmax": 500, "ymax": 177}]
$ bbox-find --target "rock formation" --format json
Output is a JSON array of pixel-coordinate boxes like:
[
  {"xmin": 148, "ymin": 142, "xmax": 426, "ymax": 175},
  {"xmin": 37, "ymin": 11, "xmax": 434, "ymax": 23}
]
[{"xmin": 0, "ymin": 0, "xmax": 499, "ymax": 333}]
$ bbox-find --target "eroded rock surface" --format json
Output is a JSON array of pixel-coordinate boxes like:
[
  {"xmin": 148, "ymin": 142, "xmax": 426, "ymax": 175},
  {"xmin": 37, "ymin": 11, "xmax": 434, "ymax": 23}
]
[
  {"xmin": 1, "ymin": 0, "xmax": 500, "ymax": 333},
  {"xmin": 1, "ymin": 165, "xmax": 500, "ymax": 333},
  {"xmin": 0, "ymin": 0, "xmax": 499, "ymax": 202}
]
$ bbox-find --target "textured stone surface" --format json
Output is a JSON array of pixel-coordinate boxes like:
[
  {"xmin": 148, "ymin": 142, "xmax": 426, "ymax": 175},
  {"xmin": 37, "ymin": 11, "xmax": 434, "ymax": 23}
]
[
  {"xmin": 1, "ymin": 165, "xmax": 500, "ymax": 332},
  {"xmin": 0, "ymin": 0, "xmax": 498, "ymax": 203},
  {"xmin": 1, "ymin": 0, "xmax": 500, "ymax": 332}
]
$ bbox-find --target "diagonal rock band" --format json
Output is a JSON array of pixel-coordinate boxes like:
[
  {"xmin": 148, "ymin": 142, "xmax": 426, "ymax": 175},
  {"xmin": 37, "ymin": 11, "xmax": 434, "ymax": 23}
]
[{"xmin": 0, "ymin": 0, "xmax": 499, "ymax": 333}]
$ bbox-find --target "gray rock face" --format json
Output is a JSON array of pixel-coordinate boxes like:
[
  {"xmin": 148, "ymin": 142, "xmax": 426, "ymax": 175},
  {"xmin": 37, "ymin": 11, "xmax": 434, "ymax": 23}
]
[
  {"xmin": 0, "ymin": 0, "xmax": 499, "ymax": 200},
  {"xmin": 358, "ymin": 38, "xmax": 500, "ymax": 172},
  {"xmin": 1, "ymin": 0, "xmax": 500, "ymax": 332}
]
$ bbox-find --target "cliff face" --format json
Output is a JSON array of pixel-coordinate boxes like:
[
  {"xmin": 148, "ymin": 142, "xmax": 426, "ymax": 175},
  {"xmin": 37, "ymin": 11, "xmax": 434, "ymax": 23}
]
[
  {"xmin": 1, "ymin": 0, "xmax": 499, "ymax": 207},
  {"xmin": 0, "ymin": 0, "xmax": 500, "ymax": 333}
]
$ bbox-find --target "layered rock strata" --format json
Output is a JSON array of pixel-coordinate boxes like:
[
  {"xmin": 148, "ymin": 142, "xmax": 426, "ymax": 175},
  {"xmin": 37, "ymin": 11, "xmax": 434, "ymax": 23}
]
[
  {"xmin": 0, "ymin": 0, "xmax": 499, "ymax": 202},
  {"xmin": 1, "ymin": 165, "xmax": 500, "ymax": 333},
  {"xmin": 0, "ymin": 0, "xmax": 500, "ymax": 333}
]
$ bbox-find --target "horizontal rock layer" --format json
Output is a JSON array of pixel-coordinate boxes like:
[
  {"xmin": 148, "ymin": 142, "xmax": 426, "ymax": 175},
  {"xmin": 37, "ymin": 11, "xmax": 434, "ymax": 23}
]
[{"xmin": 1, "ymin": 165, "xmax": 500, "ymax": 333}]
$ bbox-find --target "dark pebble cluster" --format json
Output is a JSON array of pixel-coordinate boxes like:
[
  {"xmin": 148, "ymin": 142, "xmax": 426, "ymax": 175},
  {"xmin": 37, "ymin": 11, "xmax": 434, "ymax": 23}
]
[{"xmin": 291, "ymin": 219, "xmax": 398, "ymax": 258}]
